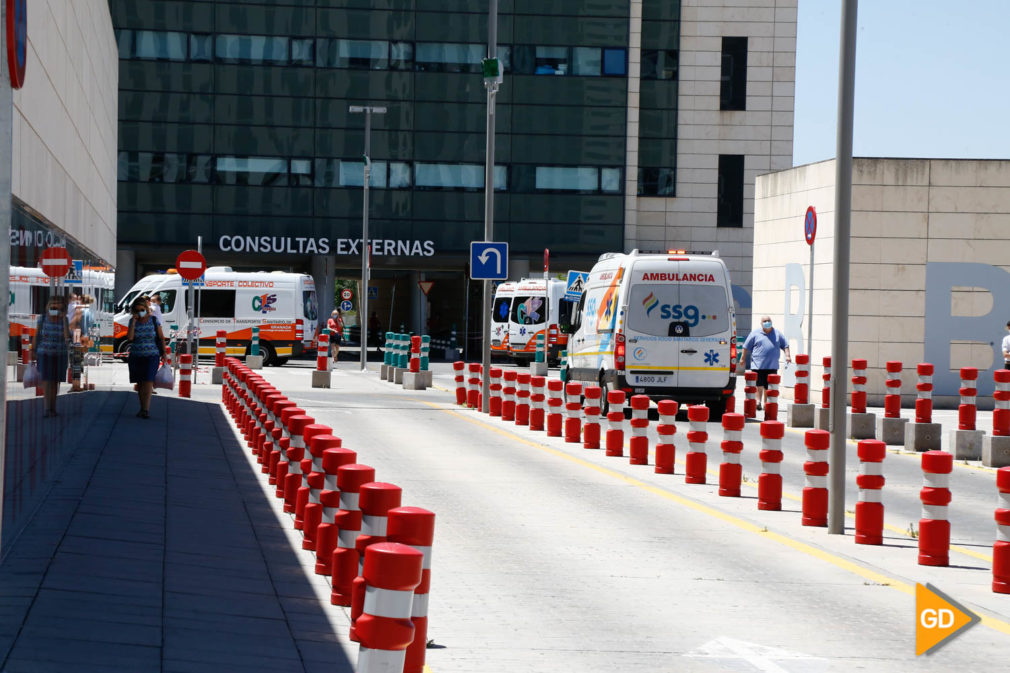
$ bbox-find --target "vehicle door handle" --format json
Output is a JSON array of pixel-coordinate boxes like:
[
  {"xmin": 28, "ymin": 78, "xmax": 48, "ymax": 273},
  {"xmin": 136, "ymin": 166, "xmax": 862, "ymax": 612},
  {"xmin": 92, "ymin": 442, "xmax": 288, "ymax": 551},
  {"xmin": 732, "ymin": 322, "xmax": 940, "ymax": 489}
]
[{"xmin": 680, "ymin": 349, "xmax": 698, "ymax": 355}]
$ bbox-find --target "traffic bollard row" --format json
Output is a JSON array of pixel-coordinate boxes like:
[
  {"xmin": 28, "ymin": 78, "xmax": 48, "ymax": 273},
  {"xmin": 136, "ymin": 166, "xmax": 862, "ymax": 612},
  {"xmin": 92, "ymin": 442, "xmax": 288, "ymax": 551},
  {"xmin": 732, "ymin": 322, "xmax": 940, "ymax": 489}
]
[
  {"xmin": 758, "ymin": 421, "xmax": 784, "ymax": 511},
  {"xmin": 582, "ymin": 386, "xmax": 602, "ymax": 449},
  {"xmin": 719, "ymin": 413, "xmax": 745, "ymax": 497},
  {"xmin": 685, "ymin": 405, "xmax": 708, "ymax": 484},
  {"xmin": 851, "ymin": 359, "xmax": 867, "ymax": 413},
  {"xmin": 744, "ymin": 371, "xmax": 757, "ymax": 419},
  {"xmin": 629, "ymin": 395, "xmax": 650, "ymax": 465},
  {"xmin": 802, "ymin": 429, "xmax": 830, "ymax": 527},
  {"xmin": 794, "ymin": 354, "xmax": 809, "ymax": 404},
  {"xmin": 764, "ymin": 374, "xmax": 780, "ymax": 421},
  {"xmin": 654, "ymin": 400, "xmax": 677, "ymax": 474},
  {"xmin": 855, "ymin": 439, "xmax": 886, "ymax": 545},
  {"xmin": 959, "ymin": 367, "xmax": 978, "ymax": 431},
  {"xmin": 564, "ymin": 383, "xmax": 582, "ymax": 443},
  {"xmin": 605, "ymin": 392, "xmax": 625, "ymax": 457},
  {"xmin": 919, "ymin": 450, "xmax": 952, "ymax": 567}
]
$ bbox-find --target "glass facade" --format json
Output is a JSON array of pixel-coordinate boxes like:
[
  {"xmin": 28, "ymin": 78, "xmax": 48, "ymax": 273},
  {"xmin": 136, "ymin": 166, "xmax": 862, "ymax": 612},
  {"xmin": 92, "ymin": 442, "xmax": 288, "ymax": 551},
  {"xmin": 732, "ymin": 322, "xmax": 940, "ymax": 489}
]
[{"xmin": 110, "ymin": 0, "xmax": 676, "ymax": 264}]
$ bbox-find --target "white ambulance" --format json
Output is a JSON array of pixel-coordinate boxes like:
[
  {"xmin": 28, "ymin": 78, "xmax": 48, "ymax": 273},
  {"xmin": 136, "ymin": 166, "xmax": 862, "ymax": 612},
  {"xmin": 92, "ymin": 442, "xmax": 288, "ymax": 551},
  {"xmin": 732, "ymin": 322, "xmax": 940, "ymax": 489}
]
[
  {"xmin": 10, "ymin": 265, "xmax": 116, "ymax": 353},
  {"xmin": 507, "ymin": 277, "xmax": 577, "ymax": 365},
  {"xmin": 566, "ymin": 250, "xmax": 737, "ymax": 415},
  {"xmin": 490, "ymin": 281, "xmax": 516, "ymax": 359},
  {"xmin": 113, "ymin": 267, "xmax": 318, "ymax": 366}
]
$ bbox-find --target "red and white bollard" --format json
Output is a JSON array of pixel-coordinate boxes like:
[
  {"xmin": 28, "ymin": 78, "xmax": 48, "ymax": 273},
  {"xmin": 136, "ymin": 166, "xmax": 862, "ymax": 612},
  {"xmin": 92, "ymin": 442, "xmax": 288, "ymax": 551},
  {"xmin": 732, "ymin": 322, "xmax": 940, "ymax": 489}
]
[
  {"xmin": 350, "ymin": 483, "xmax": 404, "ymax": 640},
  {"xmin": 851, "ymin": 359, "xmax": 867, "ymax": 413},
  {"xmin": 387, "ymin": 507, "xmax": 436, "ymax": 673},
  {"xmin": 489, "ymin": 368, "xmax": 503, "ymax": 417},
  {"xmin": 582, "ymin": 386, "xmax": 603, "ymax": 449},
  {"xmin": 794, "ymin": 354, "xmax": 810, "ymax": 404},
  {"xmin": 994, "ymin": 467, "xmax": 1010, "ymax": 594},
  {"xmin": 529, "ymin": 376, "xmax": 546, "ymax": 431},
  {"xmin": 655, "ymin": 400, "xmax": 677, "ymax": 474},
  {"xmin": 296, "ymin": 424, "xmax": 332, "ymax": 531},
  {"xmin": 301, "ymin": 433, "xmax": 342, "ymax": 548},
  {"xmin": 685, "ymin": 405, "xmax": 708, "ymax": 484},
  {"xmin": 605, "ymin": 391, "xmax": 626, "ymax": 457},
  {"xmin": 884, "ymin": 361, "xmax": 902, "ymax": 418},
  {"xmin": 409, "ymin": 336, "xmax": 421, "ymax": 373},
  {"xmin": 313, "ymin": 446, "xmax": 358, "ymax": 576},
  {"xmin": 564, "ymin": 383, "xmax": 582, "ymax": 443},
  {"xmin": 546, "ymin": 379, "xmax": 564, "ymax": 436},
  {"xmin": 330, "ymin": 464, "xmax": 376, "ymax": 605},
  {"xmin": 994, "ymin": 370, "xmax": 1010, "ymax": 436},
  {"xmin": 821, "ymin": 356, "xmax": 832, "ymax": 410},
  {"xmin": 918, "ymin": 450, "xmax": 952, "ymax": 567},
  {"xmin": 764, "ymin": 373, "xmax": 780, "ymax": 421},
  {"xmin": 855, "ymin": 439, "xmax": 886, "ymax": 544},
  {"xmin": 215, "ymin": 329, "xmax": 226, "ymax": 367},
  {"xmin": 802, "ymin": 429, "xmax": 830, "ymax": 527},
  {"xmin": 283, "ymin": 415, "xmax": 314, "ymax": 514},
  {"xmin": 958, "ymin": 367, "xmax": 978, "ymax": 431},
  {"xmin": 515, "ymin": 372, "xmax": 531, "ymax": 426},
  {"xmin": 179, "ymin": 354, "xmax": 193, "ymax": 398},
  {"xmin": 916, "ymin": 363, "xmax": 934, "ymax": 423},
  {"xmin": 744, "ymin": 371, "xmax": 757, "ymax": 419},
  {"xmin": 502, "ymin": 370, "xmax": 518, "ymax": 421},
  {"xmin": 719, "ymin": 413, "xmax": 745, "ymax": 497},
  {"xmin": 758, "ymin": 421, "xmax": 785, "ymax": 511},
  {"xmin": 355, "ymin": 542, "xmax": 424, "ymax": 673},
  {"xmin": 20, "ymin": 333, "xmax": 30, "ymax": 365},
  {"xmin": 629, "ymin": 395, "xmax": 650, "ymax": 465},
  {"xmin": 453, "ymin": 361, "xmax": 466, "ymax": 405},
  {"xmin": 317, "ymin": 331, "xmax": 330, "ymax": 371},
  {"xmin": 467, "ymin": 363, "xmax": 481, "ymax": 409}
]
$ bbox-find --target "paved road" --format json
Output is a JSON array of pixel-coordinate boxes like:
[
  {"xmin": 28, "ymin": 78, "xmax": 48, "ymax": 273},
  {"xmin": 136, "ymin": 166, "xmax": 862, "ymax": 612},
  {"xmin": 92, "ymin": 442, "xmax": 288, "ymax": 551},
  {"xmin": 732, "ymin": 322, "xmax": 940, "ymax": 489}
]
[{"xmin": 249, "ymin": 361, "xmax": 1010, "ymax": 672}]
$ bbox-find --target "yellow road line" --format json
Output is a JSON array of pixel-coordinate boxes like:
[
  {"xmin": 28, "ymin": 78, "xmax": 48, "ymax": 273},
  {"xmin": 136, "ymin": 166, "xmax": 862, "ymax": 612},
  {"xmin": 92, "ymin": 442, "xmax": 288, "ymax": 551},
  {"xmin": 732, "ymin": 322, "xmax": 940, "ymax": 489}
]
[{"xmin": 423, "ymin": 401, "xmax": 1010, "ymax": 638}]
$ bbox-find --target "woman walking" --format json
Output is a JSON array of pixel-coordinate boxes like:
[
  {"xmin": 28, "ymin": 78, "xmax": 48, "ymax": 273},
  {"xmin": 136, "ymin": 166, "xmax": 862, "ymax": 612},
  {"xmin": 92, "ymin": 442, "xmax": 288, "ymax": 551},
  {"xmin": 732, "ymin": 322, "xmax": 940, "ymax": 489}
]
[
  {"xmin": 327, "ymin": 308, "xmax": 344, "ymax": 364},
  {"xmin": 127, "ymin": 297, "xmax": 166, "ymax": 418},
  {"xmin": 32, "ymin": 296, "xmax": 70, "ymax": 417}
]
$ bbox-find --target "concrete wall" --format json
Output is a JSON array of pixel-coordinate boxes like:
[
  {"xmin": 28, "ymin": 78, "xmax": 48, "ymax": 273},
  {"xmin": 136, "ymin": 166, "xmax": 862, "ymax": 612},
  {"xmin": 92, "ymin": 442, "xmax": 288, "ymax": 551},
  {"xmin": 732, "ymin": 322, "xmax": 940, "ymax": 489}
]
[
  {"xmin": 12, "ymin": 0, "xmax": 118, "ymax": 265},
  {"xmin": 754, "ymin": 158, "xmax": 1010, "ymax": 407},
  {"xmin": 625, "ymin": 0, "xmax": 797, "ymax": 333}
]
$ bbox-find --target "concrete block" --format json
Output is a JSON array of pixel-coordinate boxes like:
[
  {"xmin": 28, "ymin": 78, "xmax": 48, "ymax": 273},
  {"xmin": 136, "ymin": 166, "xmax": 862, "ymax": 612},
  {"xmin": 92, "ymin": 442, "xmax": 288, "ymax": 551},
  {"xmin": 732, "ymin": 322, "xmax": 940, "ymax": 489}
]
[
  {"xmin": 311, "ymin": 370, "xmax": 331, "ymax": 389},
  {"xmin": 422, "ymin": 370, "xmax": 432, "ymax": 387},
  {"xmin": 948, "ymin": 429, "xmax": 984, "ymax": 461},
  {"xmin": 246, "ymin": 355, "xmax": 263, "ymax": 369},
  {"xmin": 15, "ymin": 362, "xmax": 26, "ymax": 382},
  {"xmin": 393, "ymin": 367, "xmax": 405, "ymax": 384},
  {"xmin": 983, "ymin": 435, "xmax": 1010, "ymax": 467},
  {"xmin": 402, "ymin": 372, "xmax": 426, "ymax": 391},
  {"xmin": 787, "ymin": 403, "xmax": 814, "ymax": 428},
  {"xmin": 386, "ymin": 366, "xmax": 396, "ymax": 383},
  {"xmin": 530, "ymin": 361, "xmax": 548, "ymax": 377},
  {"xmin": 877, "ymin": 416, "xmax": 909, "ymax": 445},
  {"xmin": 815, "ymin": 407, "xmax": 831, "ymax": 431},
  {"xmin": 847, "ymin": 412, "xmax": 877, "ymax": 440},
  {"xmin": 211, "ymin": 367, "xmax": 224, "ymax": 385},
  {"xmin": 380, "ymin": 364, "xmax": 389, "ymax": 379},
  {"xmin": 904, "ymin": 422, "xmax": 941, "ymax": 452}
]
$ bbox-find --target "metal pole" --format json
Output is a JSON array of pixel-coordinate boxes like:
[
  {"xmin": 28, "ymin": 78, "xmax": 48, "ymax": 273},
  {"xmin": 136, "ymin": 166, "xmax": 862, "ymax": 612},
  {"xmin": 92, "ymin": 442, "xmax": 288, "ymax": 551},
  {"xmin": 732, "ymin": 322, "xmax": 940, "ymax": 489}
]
[
  {"xmin": 807, "ymin": 242, "xmax": 814, "ymax": 356},
  {"xmin": 481, "ymin": 0, "xmax": 498, "ymax": 413},
  {"xmin": 829, "ymin": 0, "xmax": 858, "ymax": 535},
  {"xmin": 0, "ymin": 0, "xmax": 14, "ymax": 546},
  {"xmin": 361, "ymin": 109, "xmax": 371, "ymax": 371}
]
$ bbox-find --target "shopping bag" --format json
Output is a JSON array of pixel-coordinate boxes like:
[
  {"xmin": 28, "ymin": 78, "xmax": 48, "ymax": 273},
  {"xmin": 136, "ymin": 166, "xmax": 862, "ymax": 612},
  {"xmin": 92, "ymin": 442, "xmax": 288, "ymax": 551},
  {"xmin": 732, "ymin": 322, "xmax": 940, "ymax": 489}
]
[
  {"xmin": 22, "ymin": 363, "xmax": 38, "ymax": 388},
  {"xmin": 154, "ymin": 363, "xmax": 175, "ymax": 390}
]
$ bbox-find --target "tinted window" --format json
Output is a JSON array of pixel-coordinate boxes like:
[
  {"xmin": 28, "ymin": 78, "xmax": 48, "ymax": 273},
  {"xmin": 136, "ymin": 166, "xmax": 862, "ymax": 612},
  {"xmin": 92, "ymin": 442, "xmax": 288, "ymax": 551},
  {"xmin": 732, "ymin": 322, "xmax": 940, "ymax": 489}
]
[
  {"xmin": 510, "ymin": 296, "xmax": 546, "ymax": 325},
  {"xmin": 717, "ymin": 154, "xmax": 744, "ymax": 227},
  {"xmin": 627, "ymin": 284, "xmax": 729, "ymax": 338},
  {"xmin": 720, "ymin": 37, "xmax": 747, "ymax": 111},
  {"xmin": 199, "ymin": 290, "xmax": 236, "ymax": 318},
  {"xmin": 492, "ymin": 295, "xmax": 511, "ymax": 323},
  {"xmin": 155, "ymin": 290, "xmax": 178, "ymax": 314},
  {"xmin": 303, "ymin": 291, "xmax": 318, "ymax": 321}
]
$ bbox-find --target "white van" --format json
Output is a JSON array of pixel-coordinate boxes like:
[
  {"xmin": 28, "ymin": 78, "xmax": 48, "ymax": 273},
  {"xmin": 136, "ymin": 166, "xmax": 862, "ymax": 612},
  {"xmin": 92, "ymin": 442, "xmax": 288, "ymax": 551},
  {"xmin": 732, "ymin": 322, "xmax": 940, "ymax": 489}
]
[
  {"xmin": 10, "ymin": 265, "xmax": 116, "ymax": 353},
  {"xmin": 507, "ymin": 277, "xmax": 578, "ymax": 365},
  {"xmin": 567, "ymin": 250, "xmax": 737, "ymax": 415},
  {"xmin": 114, "ymin": 267, "xmax": 318, "ymax": 366},
  {"xmin": 491, "ymin": 281, "xmax": 516, "ymax": 359}
]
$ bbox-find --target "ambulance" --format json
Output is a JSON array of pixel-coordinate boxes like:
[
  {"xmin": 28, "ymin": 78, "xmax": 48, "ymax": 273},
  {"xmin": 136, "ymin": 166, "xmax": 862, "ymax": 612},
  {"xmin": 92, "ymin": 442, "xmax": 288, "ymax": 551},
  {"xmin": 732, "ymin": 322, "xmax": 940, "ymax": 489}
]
[
  {"xmin": 113, "ymin": 267, "xmax": 318, "ymax": 366},
  {"xmin": 566, "ymin": 250, "xmax": 737, "ymax": 416},
  {"xmin": 9, "ymin": 265, "xmax": 116, "ymax": 353},
  {"xmin": 490, "ymin": 281, "xmax": 516, "ymax": 359},
  {"xmin": 506, "ymin": 277, "xmax": 577, "ymax": 365}
]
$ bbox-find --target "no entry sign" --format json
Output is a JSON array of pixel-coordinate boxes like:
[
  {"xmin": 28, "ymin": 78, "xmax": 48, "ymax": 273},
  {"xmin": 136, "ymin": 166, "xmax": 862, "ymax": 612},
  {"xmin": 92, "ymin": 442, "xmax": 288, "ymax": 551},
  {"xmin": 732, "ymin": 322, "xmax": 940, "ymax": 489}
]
[
  {"xmin": 40, "ymin": 246, "xmax": 71, "ymax": 277},
  {"xmin": 175, "ymin": 249, "xmax": 207, "ymax": 281}
]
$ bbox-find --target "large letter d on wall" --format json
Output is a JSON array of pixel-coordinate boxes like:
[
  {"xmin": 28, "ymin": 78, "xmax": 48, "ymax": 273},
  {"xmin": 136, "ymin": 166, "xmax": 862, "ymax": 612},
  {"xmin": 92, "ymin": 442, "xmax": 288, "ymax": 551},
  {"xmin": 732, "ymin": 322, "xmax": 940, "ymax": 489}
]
[{"xmin": 924, "ymin": 262, "xmax": 1010, "ymax": 397}]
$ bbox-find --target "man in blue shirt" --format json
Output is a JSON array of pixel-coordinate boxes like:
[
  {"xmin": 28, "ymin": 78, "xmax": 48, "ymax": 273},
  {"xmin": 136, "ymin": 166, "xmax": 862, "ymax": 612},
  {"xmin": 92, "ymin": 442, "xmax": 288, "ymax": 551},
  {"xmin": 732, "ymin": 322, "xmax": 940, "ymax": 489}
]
[{"xmin": 739, "ymin": 316, "xmax": 791, "ymax": 410}]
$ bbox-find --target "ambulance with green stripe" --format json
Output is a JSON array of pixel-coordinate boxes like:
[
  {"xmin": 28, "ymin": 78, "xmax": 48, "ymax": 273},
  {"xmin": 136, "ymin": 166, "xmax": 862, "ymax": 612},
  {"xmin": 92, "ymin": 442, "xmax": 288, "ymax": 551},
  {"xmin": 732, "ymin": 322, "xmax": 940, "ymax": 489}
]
[{"xmin": 566, "ymin": 250, "xmax": 737, "ymax": 416}]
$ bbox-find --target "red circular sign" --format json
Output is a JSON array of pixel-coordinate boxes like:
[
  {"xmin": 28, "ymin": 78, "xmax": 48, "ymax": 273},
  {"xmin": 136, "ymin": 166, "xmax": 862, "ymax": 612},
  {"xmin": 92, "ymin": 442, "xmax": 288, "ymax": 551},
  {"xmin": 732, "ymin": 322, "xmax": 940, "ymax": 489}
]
[
  {"xmin": 40, "ymin": 246, "xmax": 71, "ymax": 277},
  {"xmin": 175, "ymin": 249, "xmax": 207, "ymax": 281},
  {"xmin": 341, "ymin": 289, "xmax": 353, "ymax": 301},
  {"xmin": 804, "ymin": 206, "xmax": 817, "ymax": 245},
  {"xmin": 6, "ymin": 0, "xmax": 26, "ymax": 90}
]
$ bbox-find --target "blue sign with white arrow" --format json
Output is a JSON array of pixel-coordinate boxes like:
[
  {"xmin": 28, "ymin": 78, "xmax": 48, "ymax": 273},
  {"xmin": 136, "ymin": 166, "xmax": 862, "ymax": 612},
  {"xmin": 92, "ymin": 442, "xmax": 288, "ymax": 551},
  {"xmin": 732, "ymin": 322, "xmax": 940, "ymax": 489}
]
[{"xmin": 470, "ymin": 241, "xmax": 509, "ymax": 280}]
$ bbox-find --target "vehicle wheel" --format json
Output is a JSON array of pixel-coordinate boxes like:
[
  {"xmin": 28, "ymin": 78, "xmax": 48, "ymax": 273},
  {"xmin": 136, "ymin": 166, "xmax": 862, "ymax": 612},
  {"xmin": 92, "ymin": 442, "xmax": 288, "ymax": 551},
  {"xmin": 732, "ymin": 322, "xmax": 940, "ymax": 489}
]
[
  {"xmin": 260, "ymin": 343, "xmax": 276, "ymax": 366},
  {"xmin": 274, "ymin": 357, "xmax": 289, "ymax": 366},
  {"xmin": 599, "ymin": 373, "xmax": 610, "ymax": 414},
  {"xmin": 708, "ymin": 398, "xmax": 727, "ymax": 421},
  {"xmin": 115, "ymin": 339, "xmax": 131, "ymax": 356}
]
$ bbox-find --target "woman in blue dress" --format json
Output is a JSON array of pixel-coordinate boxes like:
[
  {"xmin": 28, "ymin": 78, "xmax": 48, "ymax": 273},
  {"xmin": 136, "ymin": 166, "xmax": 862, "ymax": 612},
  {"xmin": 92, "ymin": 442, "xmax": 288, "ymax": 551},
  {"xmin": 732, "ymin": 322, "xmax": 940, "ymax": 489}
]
[
  {"xmin": 127, "ymin": 297, "xmax": 165, "ymax": 418},
  {"xmin": 32, "ymin": 295, "xmax": 70, "ymax": 417}
]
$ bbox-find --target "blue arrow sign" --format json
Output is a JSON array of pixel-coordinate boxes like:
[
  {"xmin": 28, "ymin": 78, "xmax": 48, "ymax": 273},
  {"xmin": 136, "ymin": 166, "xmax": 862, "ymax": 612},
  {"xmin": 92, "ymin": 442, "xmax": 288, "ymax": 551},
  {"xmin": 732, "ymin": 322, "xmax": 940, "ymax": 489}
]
[{"xmin": 470, "ymin": 241, "xmax": 508, "ymax": 280}]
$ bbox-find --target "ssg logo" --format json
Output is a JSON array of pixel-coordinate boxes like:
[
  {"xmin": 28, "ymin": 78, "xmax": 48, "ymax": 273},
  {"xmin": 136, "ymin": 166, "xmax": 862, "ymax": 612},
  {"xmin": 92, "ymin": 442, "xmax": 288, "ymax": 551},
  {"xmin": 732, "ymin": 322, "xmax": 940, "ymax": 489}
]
[
  {"xmin": 642, "ymin": 292, "xmax": 659, "ymax": 317},
  {"xmin": 655, "ymin": 304, "xmax": 717, "ymax": 328},
  {"xmin": 251, "ymin": 293, "xmax": 278, "ymax": 314}
]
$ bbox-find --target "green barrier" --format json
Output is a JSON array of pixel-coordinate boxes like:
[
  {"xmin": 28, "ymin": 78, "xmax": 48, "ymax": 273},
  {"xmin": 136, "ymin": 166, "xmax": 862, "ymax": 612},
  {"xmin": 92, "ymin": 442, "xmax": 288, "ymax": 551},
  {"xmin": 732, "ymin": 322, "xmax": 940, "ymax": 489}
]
[
  {"xmin": 384, "ymin": 331, "xmax": 394, "ymax": 366},
  {"xmin": 535, "ymin": 332, "xmax": 545, "ymax": 363},
  {"xmin": 420, "ymin": 335, "xmax": 431, "ymax": 371},
  {"xmin": 251, "ymin": 326, "xmax": 260, "ymax": 356}
]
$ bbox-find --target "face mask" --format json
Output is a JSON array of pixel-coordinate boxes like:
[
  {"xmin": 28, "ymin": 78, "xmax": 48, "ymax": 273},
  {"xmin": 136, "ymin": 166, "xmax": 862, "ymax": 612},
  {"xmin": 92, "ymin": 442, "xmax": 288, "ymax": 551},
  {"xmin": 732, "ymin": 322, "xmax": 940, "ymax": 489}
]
[
  {"xmin": 762, "ymin": 321, "xmax": 772, "ymax": 329},
  {"xmin": 48, "ymin": 309, "xmax": 59, "ymax": 317},
  {"xmin": 137, "ymin": 310, "xmax": 147, "ymax": 318}
]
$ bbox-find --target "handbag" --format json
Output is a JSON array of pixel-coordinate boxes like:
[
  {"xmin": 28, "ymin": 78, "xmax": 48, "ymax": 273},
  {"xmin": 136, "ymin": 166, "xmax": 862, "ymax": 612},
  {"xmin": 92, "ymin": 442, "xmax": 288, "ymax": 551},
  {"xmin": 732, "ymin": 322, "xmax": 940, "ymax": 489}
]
[
  {"xmin": 23, "ymin": 363, "xmax": 39, "ymax": 388},
  {"xmin": 154, "ymin": 363, "xmax": 175, "ymax": 390}
]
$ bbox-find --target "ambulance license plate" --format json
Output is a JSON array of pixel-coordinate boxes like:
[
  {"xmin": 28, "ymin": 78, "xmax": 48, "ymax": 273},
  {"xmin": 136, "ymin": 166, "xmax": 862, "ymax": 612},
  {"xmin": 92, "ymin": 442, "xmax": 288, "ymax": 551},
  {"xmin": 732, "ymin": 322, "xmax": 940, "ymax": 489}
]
[{"xmin": 632, "ymin": 375, "xmax": 668, "ymax": 385}]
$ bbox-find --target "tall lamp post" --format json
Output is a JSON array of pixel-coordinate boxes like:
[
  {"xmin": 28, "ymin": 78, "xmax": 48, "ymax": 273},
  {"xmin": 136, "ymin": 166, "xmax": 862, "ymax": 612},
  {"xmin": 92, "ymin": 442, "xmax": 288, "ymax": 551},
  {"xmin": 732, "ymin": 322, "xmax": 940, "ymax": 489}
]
[{"xmin": 349, "ymin": 105, "xmax": 386, "ymax": 372}]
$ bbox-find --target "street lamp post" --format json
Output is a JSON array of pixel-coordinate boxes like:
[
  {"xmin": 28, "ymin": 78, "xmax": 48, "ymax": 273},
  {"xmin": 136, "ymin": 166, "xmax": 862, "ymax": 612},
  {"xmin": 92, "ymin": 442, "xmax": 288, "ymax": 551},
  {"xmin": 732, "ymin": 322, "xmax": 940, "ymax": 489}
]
[{"xmin": 349, "ymin": 105, "xmax": 386, "ymax": 372}]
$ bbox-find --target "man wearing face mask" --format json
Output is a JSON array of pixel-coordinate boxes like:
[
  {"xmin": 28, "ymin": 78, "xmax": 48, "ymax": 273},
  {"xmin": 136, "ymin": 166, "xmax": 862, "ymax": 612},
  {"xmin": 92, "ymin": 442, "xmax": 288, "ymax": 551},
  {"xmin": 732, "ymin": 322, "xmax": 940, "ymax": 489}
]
[{"xmin": 739, "ymin": 316, "xmax": 791, "ymax": 410}]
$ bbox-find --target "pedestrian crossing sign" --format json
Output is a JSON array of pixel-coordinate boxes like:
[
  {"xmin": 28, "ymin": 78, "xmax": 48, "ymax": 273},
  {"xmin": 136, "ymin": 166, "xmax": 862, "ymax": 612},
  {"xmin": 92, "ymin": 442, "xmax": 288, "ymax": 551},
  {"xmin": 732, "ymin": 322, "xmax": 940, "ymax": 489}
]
[
  {"xmin": 565, "ymin": 271, "xmax": 588, "ymax": 301},
  {"xmin": 64, "ymin": 260, "xmax": 83, "ymax": 285}
]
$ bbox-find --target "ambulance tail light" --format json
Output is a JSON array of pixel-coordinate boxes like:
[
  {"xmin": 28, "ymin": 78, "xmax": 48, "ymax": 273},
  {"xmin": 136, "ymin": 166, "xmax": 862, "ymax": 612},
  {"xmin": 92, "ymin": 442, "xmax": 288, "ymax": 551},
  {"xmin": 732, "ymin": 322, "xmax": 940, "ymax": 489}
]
[
  {"xmin": 730, "ymin": 334, "xmax": 737, "ymax": 374},
  {"xmin": 295, "ymin": 319, "xmax": 305, "ymax": 342},
  {"xmin": 614, "ymin": 330, "xmax": 626, "ymax": 371}
]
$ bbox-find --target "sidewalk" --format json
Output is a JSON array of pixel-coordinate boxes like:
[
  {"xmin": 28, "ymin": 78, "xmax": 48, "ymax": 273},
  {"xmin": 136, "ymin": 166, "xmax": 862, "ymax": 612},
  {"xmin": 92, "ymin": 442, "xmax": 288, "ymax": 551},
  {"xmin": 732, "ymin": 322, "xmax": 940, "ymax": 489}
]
[{"xmin": 0, "ymin": 370, "xmax": 355, "ymax": 672}]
